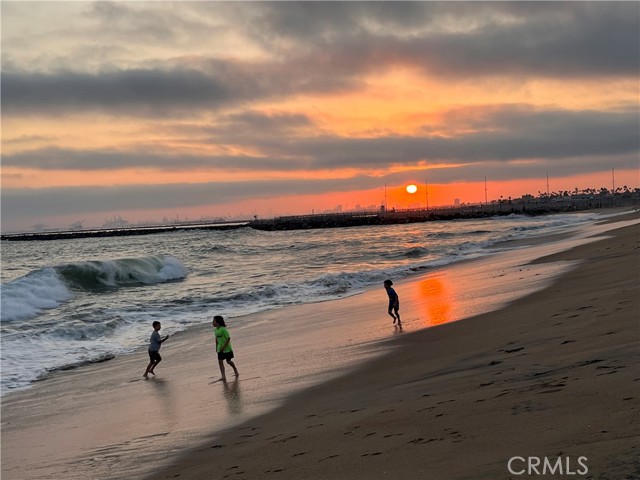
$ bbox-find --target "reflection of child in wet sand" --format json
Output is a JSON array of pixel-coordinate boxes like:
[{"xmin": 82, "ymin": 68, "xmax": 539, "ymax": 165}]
[
  {"xmin": 383, "ymin": 279, "xmax": 401, "ymax": 325},
  {"xmin": 143, "ymin": 321, "xmax": 169, "ymax": 379},
  {"xmin": 213, "ymin": 315, "xmax": 240, "ymax": 381}
]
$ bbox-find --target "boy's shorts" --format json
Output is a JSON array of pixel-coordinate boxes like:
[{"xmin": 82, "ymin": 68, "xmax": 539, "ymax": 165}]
[
  {"xmin": 217, "ymin": 350, "xmax": 235, "ymax": 361},
  {"xmin": 148, "ymin": 349, "xmax": 162, "ymax": 362}
]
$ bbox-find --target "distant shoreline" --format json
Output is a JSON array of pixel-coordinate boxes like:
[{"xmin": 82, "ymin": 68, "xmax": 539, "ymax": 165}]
[
  {"xmin": 0, "ymin": 221, "xmax": 250, "ymax": 242},
  {"xmin": 3, "ymin": 197, "xmax": 637, "ymax": 241}
]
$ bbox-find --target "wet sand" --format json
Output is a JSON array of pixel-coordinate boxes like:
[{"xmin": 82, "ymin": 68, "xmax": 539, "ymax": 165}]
[{"xmin": 1, "ymin": 210, "xmax": 638, "ymax": 480}]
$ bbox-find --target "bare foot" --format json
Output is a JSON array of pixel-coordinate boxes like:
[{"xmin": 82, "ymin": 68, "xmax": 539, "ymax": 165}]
[
  {"xmin": 149, "ymin": 371, "xmax": 156, "ymax": 376},
  {"xmin": 143, "ymin": 374, "xmax": 148, "ymax": 379}
]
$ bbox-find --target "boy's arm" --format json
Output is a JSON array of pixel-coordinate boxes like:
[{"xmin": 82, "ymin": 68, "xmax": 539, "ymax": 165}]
[
  {"xmin": 160, "ymin": 335, "xmax": 169, "ymax": 343},
  {"xmin": 219, "ymin": 334, "xmax": 231, "ymax": 352}
]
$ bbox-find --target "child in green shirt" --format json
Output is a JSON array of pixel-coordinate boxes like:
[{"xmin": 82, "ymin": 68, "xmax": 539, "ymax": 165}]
[{"xmin": 213, "ymin": 315, "xmax": 239, "ymax": 381}]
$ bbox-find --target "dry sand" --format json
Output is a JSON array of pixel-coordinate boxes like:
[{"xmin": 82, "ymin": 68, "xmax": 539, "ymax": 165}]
[
  {"xmin": 153, "ymin": 213, "xmax": 640, "ymax": 480},
  {"xmin": 2, "ymin": 210, "xmax": 638, "ymax": 480}
]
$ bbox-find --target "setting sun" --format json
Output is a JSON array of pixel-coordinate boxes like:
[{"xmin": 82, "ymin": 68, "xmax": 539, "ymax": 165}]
[{"xmin": 406, "ymin": 184, "xmax": 418, "ymax": 194}]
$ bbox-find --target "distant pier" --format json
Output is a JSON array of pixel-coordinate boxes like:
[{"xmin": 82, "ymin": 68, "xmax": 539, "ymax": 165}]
[
  {"xmin": 248, "ymin": 196, "xmax": 636, "ymax": 231},
  {"xmin": 0, "ymin": 221, "xmax": 249, "ymax": 241},
  {"xmin": 2, "ymin": 194, "xmax": 637, "ymax": 241}
]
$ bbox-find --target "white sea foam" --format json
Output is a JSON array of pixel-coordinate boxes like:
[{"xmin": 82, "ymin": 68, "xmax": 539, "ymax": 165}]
[{"xmin": 0, "ymin": 268, "xmax": 72, "ymax": 322}]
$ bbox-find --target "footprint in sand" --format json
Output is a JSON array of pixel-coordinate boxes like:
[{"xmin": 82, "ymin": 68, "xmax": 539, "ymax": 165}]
[
  {"xmin": 408, "ymin": 437, "xmax": 442, "ymax": 444},
  {"xmin": 318, "ymin": 455, "xmax": 339, "ymax": 462},
  {"xmin": 272, "ymin": 435, "xmax": 298, "ymax": 443},
  {"xmin": 417, "ymin": 406, "xmax": 436, "ymax": 412}
]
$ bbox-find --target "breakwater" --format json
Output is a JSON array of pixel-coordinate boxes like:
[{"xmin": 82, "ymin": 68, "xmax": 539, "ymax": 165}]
[
  {"xmin": 3, "ymin": 195, "xmax": 637, "ymax": 240},
  {"xmin": 248, "ymin": 196, "xmax": 635, "ymax": 231},
  {"xmin": 1, "ymin": 222, "xmax": 249, "ymax": 241}
]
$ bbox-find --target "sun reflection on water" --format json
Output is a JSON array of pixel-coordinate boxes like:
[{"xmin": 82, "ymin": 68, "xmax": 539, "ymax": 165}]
[{"xmin": 417, "ymin": 275, "xmax": 454, "ymax": 327}]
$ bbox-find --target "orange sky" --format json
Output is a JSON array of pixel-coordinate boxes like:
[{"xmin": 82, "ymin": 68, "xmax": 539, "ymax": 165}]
[{"xmin": 2, "ymin": 2, "xmax": 638, "ymax": 231}]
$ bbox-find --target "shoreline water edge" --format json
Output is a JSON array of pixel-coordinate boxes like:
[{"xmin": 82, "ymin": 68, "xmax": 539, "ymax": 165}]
[{"xmin": 1, "ymin": 208, "xmax": 638, "ymax": 480}]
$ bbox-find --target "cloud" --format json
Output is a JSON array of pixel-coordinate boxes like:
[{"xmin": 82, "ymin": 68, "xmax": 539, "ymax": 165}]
[
  {"xmin": 4, "ymin": 106, "xmax": 637, "ymax": 172},
  {"xmin": 3, "ymin": 152, "xmax": 636, "ymax": 226},
  {"xmin": 0, "ymin": 177, "xmax": 379, "ymax": 221},
  {"xmin": 3, "ymin": 3, "xmax": 637, "ymax": 118},
  {"xmin": 239, "ymin": 2, "xmax": 640, "ymax": 77},
  {"xmin": 1, "ymin": 68, "xmax": 231, "ymax": 116}
]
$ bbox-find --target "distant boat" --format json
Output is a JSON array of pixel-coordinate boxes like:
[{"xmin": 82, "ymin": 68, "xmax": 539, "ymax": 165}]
[
  {"xmin": 102, "ymin": 215, "xmax": 130, "ymax": 229},
  {"xmin": 31, "ymin": 223, "xmax": 48, "ymax": 232},
  {"xmin": 69, "ymin": 220, "xmax": 85, "ymax": 230}
]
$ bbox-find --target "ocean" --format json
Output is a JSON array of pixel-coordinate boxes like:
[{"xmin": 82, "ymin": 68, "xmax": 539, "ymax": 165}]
[{"xmin": 0, "ymin": 211, "xmax": 611, "ymax": 395}]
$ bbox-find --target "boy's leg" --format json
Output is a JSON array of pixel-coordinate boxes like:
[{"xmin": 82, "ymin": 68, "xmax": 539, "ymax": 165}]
[
  {"xmin": 395, "ymin": 306, "xmax": 401, "ymax": 325},
  {"xmin": 149, "ymin": 358, "xmax": 161, "ymax": 374},
  {"xmin": 143, "ymin": 361, "xmax": 154, "ymax": 378},
  {"xmin": 227, "ymin": 359, "xmax": 239, "ymax": 377},
  {"xmin": 388, "ymin": 306, "xmax": 397, "ymax": 323},
  {"xmin": 218, "ymin": 359, "xmax": 226, "ymax": 380}
]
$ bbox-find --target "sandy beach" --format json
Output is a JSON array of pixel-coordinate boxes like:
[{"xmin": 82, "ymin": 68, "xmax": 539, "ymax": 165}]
[{"xmin": 2, "ymin": 210, "xmax": 639, "ymax": 480}]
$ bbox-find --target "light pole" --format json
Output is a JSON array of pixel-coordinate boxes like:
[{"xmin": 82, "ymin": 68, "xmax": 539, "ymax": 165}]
[{"xmin": 425, "ymin": 178, "xmax": 429, "ymax": 211}]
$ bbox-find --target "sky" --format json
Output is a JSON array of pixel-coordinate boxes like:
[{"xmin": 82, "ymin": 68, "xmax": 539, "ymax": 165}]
[{"xmin": 2, "ymin": 1, "xmax": 639, "ymax": 232}]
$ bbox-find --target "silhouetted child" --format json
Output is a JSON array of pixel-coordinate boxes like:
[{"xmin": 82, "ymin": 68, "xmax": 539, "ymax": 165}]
[
  {"xmin": 212, "ymin": 315, "xmax": 239, "ymax": 381},
  {"xmin": 143, "ymin": 320, "xmax": 169, "ymax": 378},
  {"xmin": 383, "ymin": 279, "xmax": 401, "ymax": 325}
]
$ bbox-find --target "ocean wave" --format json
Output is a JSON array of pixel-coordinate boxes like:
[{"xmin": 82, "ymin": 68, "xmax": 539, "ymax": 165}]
[
  {"xmin": 56, "ymin": 255, "xmax": 187, "ymax": 290},
  {"xmin": 0, "ymin": 255, "xmax": 187, "ymax": 322},
  {"xmin": 427, "ymin": 232, "xmax": 455, "ymax": 238},
  {"xmin": 49, "ymin": 316, "xmax": 129, "ymax": 341},
  {"xmin": 404, "ymin": 247, "xmax": 429, "ymax": 258},
  {"xmin": 0, "ymin": 268, "xmax": 72, "ymax": 322}
]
